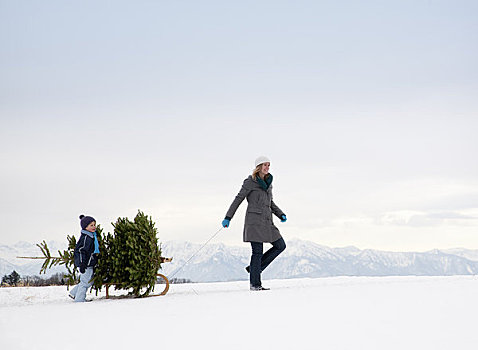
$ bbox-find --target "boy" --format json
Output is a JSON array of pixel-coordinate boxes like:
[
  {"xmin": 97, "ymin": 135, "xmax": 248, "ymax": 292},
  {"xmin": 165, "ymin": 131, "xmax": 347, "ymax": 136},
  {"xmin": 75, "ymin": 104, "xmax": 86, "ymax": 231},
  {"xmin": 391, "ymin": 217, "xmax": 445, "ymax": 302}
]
[{"xmin": 69, "ymin": 215, "xmax": 100, "ymax": 302}]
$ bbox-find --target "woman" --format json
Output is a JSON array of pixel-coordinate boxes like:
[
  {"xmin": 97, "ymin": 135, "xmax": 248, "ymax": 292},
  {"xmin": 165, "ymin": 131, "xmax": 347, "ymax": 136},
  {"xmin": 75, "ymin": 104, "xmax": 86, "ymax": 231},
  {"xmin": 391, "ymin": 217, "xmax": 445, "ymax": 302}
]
[{"xmin": 222, "ymin": 156, "xmax": 287, "ymax": 291}]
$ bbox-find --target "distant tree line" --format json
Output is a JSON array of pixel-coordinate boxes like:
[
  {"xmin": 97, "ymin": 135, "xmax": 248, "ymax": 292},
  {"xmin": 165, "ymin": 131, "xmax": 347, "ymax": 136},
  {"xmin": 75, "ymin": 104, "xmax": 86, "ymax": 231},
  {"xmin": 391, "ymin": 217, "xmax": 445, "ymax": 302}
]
[
  {"xmin": 1, "ymin": 270, "xmax": 67, "ymax": 287},
  {"xmin": 160, "ymin": 277, "xmax": 192, "ymax": 284},
  {"xmin": 1, "ymin": 270, "xmax": 192, "ymax": 287},
  {"xmin": 2, "ymin": 270, "xmax": 21, "ymax": 286}
]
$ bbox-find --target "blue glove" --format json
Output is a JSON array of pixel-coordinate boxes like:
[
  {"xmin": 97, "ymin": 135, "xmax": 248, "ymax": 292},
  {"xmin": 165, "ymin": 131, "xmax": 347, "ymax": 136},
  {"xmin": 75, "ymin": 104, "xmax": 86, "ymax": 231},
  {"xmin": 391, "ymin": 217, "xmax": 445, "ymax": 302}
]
[
  {"xmin": 280, "ymin": 215, "xmax": 287, "ymax": 223},
  {"xmin": 222, "ymin": 219, "xmax": 230, "ymax": 228}
]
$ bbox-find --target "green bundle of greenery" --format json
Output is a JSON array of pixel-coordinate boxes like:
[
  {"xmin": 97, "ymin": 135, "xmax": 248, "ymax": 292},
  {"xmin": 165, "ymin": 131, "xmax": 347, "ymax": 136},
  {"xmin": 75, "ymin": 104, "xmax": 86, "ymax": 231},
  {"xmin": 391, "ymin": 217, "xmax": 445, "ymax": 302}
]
[{"xmin": 95, "ymin": 211, "xmax": 162, "ymax": 297}]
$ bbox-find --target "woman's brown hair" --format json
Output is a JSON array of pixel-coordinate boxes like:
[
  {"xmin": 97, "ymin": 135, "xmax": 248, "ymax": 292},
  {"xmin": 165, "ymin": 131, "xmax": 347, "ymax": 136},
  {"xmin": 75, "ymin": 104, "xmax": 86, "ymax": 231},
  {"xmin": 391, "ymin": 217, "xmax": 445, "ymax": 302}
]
[{"xmin": 252, "ymin": 164, "xmax": 271, "ymax": 181}]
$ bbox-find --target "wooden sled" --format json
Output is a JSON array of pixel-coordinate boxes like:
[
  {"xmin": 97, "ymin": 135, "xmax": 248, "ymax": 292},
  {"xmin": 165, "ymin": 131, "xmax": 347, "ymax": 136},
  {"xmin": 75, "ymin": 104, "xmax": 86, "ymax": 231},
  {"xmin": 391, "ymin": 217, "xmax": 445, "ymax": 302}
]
[{"xmin": 104, "ymin": 273, "xmax": 170, "ymax": 299}]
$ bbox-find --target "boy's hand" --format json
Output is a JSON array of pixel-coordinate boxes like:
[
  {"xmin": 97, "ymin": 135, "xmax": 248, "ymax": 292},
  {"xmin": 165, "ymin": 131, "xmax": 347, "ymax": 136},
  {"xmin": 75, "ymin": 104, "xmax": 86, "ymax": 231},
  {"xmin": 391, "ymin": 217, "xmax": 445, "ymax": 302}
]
[{"xmin": 80, "ymin": 265, "xmax": 86, "ymax": 274}]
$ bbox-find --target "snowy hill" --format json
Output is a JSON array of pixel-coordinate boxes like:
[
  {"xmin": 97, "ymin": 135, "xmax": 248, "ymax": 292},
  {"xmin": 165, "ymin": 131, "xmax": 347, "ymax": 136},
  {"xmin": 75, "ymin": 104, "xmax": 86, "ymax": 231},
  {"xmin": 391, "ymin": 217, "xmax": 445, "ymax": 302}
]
[
  {"xmin": 1, "ymin": 276, "xmax": 478, "ymax": 350},
  {"xmin": 2, "ymin": 239, "xmax": 478, "ymax": 281}
]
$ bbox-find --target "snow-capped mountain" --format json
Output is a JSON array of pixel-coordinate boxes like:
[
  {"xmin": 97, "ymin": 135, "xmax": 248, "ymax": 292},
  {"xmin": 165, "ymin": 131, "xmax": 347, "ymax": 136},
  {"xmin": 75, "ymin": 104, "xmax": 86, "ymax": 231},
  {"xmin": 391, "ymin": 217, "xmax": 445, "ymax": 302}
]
[
  {"xmin": 442, "ymin": 248, "xmax": 478, "ymax": 262},
  {"xmin": 0, "ymin": 241, "xmax": 68, "ymax": 277},
  {"xmin": 2, "ymin": 239, "xmax": 478, "ymax": 281},
  {"xmin": 159, "ymin": 239, "xmax": 478, "ymax": 282}
]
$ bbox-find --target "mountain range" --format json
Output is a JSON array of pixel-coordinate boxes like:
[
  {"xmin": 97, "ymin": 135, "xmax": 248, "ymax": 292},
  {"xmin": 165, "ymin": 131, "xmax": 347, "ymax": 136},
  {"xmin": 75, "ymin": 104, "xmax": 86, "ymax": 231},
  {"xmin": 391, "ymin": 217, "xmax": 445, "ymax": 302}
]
[
  {"xmin": 159, "ymin": 239, "xmax": 478, "ymax": 282},
  {"xmin": 2, "ymin": 239, "xmax": 478, "ymax": 282},
  {"xmin": 0, "ymin": 240, "xmax": 67, "ymax": 277}
]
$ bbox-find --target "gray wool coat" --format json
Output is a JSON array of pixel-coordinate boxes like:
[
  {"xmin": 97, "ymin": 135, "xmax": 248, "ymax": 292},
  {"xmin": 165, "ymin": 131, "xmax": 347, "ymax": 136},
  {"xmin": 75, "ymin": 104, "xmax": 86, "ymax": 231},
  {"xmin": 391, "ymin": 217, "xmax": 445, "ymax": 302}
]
[{"xmin": 226, "ymin": 175, "xmax": 285, "ymax": 243}]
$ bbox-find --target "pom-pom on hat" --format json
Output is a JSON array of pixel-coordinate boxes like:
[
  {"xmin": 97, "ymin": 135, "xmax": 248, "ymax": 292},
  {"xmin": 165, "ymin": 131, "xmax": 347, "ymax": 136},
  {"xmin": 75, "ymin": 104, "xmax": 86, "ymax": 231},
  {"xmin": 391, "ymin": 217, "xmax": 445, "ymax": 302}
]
[
  {"xmin": 79, "ymin": 215, "xmax": 96, "ymax": 230},
  {"xmin": 254, "ymin": 156, "xmax": 271, "ymax": 167}
]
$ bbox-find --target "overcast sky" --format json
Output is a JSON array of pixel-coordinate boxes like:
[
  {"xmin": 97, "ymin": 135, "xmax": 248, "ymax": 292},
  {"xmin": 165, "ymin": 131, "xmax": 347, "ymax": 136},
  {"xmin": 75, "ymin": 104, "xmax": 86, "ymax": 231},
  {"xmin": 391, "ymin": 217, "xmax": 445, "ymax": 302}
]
[{"xmin": 1, "ymin": 0, "xmax": 477, "ymax": 251}]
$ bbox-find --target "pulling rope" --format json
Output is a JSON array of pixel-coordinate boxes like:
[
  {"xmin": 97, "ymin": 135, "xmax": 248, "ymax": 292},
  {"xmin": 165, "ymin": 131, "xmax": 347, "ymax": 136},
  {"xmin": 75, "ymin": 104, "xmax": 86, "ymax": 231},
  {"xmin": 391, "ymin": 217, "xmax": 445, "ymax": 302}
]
[{"xmin": 167, "ymin": 227, "xmax": 224, "ymax": 280}]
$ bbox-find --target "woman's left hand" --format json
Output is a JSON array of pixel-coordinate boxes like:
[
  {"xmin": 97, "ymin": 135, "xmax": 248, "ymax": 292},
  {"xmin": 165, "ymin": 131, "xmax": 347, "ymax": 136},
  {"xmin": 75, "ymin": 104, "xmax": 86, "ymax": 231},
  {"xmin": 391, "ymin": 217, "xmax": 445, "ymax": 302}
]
[
  {"xmin": 222, "ymin": 219, "xmax": 230, "ymax": 228},
  {"xmin": 280, "ymin": 215, "xmax": 287, "ymax": 223}
]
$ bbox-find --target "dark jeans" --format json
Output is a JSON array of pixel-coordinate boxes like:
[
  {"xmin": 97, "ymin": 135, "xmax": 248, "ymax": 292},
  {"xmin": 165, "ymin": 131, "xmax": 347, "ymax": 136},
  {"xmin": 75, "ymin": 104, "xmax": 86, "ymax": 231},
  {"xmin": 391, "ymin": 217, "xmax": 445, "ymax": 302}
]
[{"xmin": 250, "ymin": 237, "xmax": 286, "ymax": 287}]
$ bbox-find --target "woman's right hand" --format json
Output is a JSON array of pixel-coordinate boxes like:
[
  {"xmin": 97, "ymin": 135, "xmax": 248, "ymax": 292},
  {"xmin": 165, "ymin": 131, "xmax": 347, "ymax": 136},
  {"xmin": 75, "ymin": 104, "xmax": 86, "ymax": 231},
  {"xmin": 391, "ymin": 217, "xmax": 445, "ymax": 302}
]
[{"xmin": 222, "ymin": 219, "xmax": 230, "ymax": 228}]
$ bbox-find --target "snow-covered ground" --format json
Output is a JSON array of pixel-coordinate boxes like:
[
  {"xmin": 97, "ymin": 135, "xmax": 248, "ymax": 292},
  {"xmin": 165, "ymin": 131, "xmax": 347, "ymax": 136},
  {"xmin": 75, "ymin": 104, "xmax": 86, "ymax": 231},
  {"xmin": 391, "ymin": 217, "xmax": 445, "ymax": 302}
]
[{"xmin": 1, "ymin": 276, "xmax": 477, "ymax": 349}]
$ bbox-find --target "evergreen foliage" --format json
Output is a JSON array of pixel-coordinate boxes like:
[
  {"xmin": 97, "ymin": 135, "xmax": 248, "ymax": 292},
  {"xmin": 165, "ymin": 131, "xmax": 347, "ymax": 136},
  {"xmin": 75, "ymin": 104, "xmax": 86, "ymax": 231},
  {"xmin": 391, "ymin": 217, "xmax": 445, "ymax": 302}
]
[
  {"xmin": 94, "ymin": 211, "xmax": 162, "ymax": 297},
  {"xmin": 1, "ymin": 270, "xmax": 21, "ymax": 286},
  {"xmin": 37, "ymin": 234, "xmax": 79, "ymax": 286}
]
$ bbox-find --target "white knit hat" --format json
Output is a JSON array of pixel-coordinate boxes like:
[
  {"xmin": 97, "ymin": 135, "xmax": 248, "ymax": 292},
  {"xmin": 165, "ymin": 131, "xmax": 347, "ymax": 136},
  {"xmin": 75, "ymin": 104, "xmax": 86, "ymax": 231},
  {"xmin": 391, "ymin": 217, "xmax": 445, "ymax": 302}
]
[{"xmin": 254, "ymin": 156, "xmax": 271, "ymax": 167}]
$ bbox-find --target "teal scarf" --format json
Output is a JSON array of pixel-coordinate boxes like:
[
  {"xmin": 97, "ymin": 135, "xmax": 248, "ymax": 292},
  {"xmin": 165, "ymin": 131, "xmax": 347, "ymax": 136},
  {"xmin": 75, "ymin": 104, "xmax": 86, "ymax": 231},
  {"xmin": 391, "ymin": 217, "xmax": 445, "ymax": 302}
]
[
  {"xmin": 257, "ymin": 174, "xmax": 273, "ymax": 190},
  {"xmin": 81, "ymin": 229, "xmax": 100, "ymax": 254}
]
